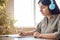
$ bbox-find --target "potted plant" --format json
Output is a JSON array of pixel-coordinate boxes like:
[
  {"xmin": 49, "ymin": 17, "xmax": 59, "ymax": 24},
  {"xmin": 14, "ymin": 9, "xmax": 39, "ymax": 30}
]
[{"xmin": 0, "ymin": 0, "xmax": 17, "ymax": 35}]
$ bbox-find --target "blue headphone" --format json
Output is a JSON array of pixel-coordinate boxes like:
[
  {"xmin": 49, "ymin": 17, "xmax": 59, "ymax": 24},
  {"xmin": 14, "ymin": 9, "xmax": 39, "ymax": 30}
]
[{"xmin": 49, "ymin": 0, "xmax": 55, "ymax": 10}]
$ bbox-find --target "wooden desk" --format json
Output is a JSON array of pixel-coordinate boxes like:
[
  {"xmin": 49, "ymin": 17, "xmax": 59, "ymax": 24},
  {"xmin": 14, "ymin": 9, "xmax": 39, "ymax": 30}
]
[{"xmin": 0, "ymin": 36, "xmax": 56, "ymax": 40}]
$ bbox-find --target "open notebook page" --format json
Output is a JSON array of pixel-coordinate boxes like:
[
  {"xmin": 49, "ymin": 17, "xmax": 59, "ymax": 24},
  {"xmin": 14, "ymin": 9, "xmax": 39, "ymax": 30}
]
[{"xmin": 0, "ymin": 34, "xmax": 21, "ymax": 38}]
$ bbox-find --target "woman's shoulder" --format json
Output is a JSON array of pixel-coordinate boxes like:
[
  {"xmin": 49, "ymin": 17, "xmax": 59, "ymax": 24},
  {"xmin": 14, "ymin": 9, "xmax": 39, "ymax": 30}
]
[
  {"xmin": 58, "ymin": 14, "xmax": 60, "ymax": 17},
  {"xmin": 57, "ymin": 14, "xmax": 60, "ymax": 18},
  {"xmin": 56, "ymin": 14, "xmax": 60, "ymax": 20},
  {"xmin": 54, "ymin": 14, "xmax": 60, "ymax": 18},
  {"xmin": 58, "ymin": 14, "xmax": 60, "ymax": 19}
]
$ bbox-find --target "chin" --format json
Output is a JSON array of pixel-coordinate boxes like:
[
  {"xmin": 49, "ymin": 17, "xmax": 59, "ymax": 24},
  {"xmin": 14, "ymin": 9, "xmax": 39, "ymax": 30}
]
[{"xmin": 41, "ymin": 13, "xmax": 45, "ymax": 16}]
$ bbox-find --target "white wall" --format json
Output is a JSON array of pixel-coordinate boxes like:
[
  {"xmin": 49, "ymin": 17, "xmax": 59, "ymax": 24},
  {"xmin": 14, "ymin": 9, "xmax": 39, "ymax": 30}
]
[{"xmin": 55, "ymin": 0, "xmax": 60, "ymax": 9}]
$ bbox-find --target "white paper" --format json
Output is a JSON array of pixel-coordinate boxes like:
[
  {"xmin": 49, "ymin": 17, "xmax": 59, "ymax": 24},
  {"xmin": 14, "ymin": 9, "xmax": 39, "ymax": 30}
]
[{"xmin": 0, "ymin": 34, "xmax": 21, "ymax": 38}]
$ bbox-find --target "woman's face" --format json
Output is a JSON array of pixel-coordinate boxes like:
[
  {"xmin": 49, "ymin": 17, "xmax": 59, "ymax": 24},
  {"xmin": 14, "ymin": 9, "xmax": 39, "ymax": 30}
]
[{"xmin": 39, "ymin": 2, "xmax": 51, "ymax": 16}]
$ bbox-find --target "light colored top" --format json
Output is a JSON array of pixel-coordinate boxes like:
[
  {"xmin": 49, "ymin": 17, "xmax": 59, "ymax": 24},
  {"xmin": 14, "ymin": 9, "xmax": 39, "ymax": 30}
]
[{"xmin": 36, "ymin": 14, "xmax": 60, "ymax": 40}]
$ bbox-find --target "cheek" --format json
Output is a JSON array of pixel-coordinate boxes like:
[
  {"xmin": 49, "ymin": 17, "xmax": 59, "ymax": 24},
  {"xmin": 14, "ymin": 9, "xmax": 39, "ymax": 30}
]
[{"xmin": 42, "ymin": 8, "xmax": 49, "ymax": 14}]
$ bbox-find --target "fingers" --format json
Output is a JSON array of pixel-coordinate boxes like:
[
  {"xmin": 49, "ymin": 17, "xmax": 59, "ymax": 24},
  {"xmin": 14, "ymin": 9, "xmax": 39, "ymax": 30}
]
[
  {"xmin": 19, "ymin": 32, "xmax": 24, "ymax": 36},
  {"xmin": 19, "ymin": 31, "xmax": 41, "ymax": 38},
  {"xmin": 33, "ymin": 32, "xmax": 38, "ymax": 38},
  {"xmin": 33, "ymin": 32, "xmax": 41, "ymax": 38},
  {"xmin": 19, "ymin": 31, "xmax": 27, "ymax": 36}
]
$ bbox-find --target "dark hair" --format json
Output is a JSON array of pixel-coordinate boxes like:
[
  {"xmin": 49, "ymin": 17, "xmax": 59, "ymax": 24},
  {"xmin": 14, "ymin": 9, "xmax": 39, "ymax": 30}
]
[{"xmin": 38, "ymin": 0, "xmax": 60, "ymax": 15}]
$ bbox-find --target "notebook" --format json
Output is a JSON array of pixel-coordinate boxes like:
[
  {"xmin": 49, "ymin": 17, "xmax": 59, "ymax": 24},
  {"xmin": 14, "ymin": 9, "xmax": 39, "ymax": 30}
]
[{"xmin": 0, "ymin": 34, "xmax": 21, "ymax": 38}]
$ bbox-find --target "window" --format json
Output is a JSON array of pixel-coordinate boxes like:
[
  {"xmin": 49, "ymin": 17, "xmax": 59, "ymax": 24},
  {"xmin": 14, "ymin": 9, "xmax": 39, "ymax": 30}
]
[
  {"xmin": 14, "ymin": 0, "xmax": 35, "ymax": 28},
  {"xmin": 14, "ymin": 0, "xmax": 44, "ymax": 28}
]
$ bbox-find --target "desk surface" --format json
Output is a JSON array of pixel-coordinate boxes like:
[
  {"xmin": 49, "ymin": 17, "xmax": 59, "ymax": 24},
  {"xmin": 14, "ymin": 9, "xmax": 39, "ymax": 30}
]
[{"xmin": 0, "ymin": 36, "xmax": 56, "ymax": 40}]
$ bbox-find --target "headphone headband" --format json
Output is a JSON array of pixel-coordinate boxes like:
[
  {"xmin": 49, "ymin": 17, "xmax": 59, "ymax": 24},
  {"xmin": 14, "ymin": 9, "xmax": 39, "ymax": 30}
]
[{"xmin": 50, "ymin": 0, "xmax": 53, "ymax": 3}]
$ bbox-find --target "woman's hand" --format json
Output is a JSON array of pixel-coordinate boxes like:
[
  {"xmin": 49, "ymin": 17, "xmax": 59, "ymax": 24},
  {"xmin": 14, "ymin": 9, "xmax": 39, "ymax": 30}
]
[
  {"xmin": 19, "ymin": 30, "xmax": 35, "ymax": 37},
  {"xmin": 33, "ymin": 32, "xmax": 41, "ymax": 38},
  {"xmin": 19, "ymin": 31, "xmax": 28, "ymax": 36}
]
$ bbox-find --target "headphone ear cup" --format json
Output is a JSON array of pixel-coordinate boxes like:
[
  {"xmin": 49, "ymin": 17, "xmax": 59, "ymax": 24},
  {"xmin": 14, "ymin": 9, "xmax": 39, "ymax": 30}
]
[{"xmin": 49, "ymin": 3, "xmax": 55, "ymax": 10}]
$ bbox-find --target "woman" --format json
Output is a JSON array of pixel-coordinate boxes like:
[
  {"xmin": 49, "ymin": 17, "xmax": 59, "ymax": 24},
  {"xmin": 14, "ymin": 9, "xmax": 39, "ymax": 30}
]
[{"xmin": 19, "ymin": 0, "xmax": 60, "ymax": 40}]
